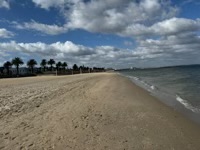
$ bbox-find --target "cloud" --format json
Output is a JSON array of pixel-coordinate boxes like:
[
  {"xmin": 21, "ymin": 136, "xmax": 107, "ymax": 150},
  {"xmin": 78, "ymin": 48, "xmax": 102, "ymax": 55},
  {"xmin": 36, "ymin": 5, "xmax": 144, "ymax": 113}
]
[
  {"xmin": 31, "ymin": 0, "xmax": 80, "ymax": 9},
  {"xmin": 1, "ymin": 37, "xmax": 200, "ymax": 68},
  {"xmin": 14, "ymin": 20, "xmax": 68, "ymax": 35},
  {"xmin": 0, "ymin": 28, "xmax": 14, "ymax": 38},
  {"xmin": 15, "ymin": 17, "xmax": 200, "ymax": 38},
  {"xmin": 18, "ymin": 0, "xmax": 199, "ymax": 39},
  {"xmin": 22, "ymin": 1, "xmax": 200, "ymax": 39},
  {"xmin": 0, "ymin": 40, "xmax": 95, "ymax": 57},
  {"xmin": 181, "ymin": 0, "xmax": 193, "ymax": 5},
  {"xmin": 32, "ymin": 0, "xmax": 64, "ymax": 9},
  {"xmin": 0, "ymin": 0, "xmax": 9, "ymax": 9},
  {"xmin": 134, "ymin": 33, "xmax": 200, "ymax": 65},
  {"xmin": 120, "ymin": 17, "xmax": 200, "ymax": 37},
  {"xmin": 0, "ymin": 41, "xmax": 97, "ymax": 63},
  {"xmin": 1, "ymin": 0, "xmax": 200, "ymax": 68},
  {"xmin": 66, "ymin": 0, "xmax": 178, "ymax": 34},
  {"xmin": 151, "ymin": 18, "xmax": 200, "ymax": 35},
  {"xmin": 181, "ymin": 0, "xmax": 200, "ymax": 6},
  {"xmin": 26, "ymin": 0, "xmax": 180, "ymax": 37},
  {"xmin": 0, "ymin": 41, "xmax": 135, "ymax": 67}
]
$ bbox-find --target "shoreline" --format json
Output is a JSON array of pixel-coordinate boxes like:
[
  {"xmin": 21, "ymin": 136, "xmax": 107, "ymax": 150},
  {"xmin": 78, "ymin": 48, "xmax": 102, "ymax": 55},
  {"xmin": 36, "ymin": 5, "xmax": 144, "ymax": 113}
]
[
  {"xmin": 119, "ymin": 72, "xmax": 200, "ymax": 125},
  {"xmin": 0, "ymin": 73, "xmax": 200, "ymax": 149}
]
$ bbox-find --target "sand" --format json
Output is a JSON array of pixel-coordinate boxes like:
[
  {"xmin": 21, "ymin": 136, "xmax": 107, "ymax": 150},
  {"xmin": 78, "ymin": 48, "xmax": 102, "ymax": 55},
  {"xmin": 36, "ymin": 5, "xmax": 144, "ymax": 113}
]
[{"xmin": 0, "ymin": 73, "xmax": 200, "ymax": 150}]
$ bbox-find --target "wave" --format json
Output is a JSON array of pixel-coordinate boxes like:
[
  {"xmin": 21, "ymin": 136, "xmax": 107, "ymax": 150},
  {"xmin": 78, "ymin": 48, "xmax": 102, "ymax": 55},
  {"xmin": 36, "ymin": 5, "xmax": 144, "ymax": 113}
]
[
  {"xmin": 150, "ymin": 85, "xmax": 155, "ymax": 90},
  {"xmin": 120, "ymin": 73, "xmax": 200, "ymax": 114},
  {"xmin": 176, "ymin": 95, "xmax": 200, "ymax": 113},
  {"xmin": 126, "ymin": 75, "xmax": 139, "ymax": 81},
  {"xmin": 124, "ymin": 75, "xmax": 156, "ymax": 92}
]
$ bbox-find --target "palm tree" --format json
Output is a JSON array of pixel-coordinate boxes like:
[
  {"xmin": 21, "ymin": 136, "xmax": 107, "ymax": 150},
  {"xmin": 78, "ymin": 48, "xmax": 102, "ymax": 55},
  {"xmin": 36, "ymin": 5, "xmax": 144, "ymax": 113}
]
[
  {"xmin": 56, "ymin": 61, "xmax": 62, "ymax": 71},
  {"xmin": 27, "ymin": 59, "xmax": 37, "ymax": 74},
  {"xmin": 73, "ymin": 64, "xmax": 78, "ymax": 71},
  {"xmin": 62, "ymin": 62, "xmax": 67, "ymax": 71},
  {"xmin": 48, "ymin": 59, "xmax": 55, "ymax": 71},
  {"xmin": 3, "ymin": 61, "xmax": 12, "ymax": 75},
  {"xmin": 40, "ymin": 59, "xmax": 47, "ymax": 72},
  {"xmin": 12, "ymin": 57, "xmax": 24, "ymax": 76}
]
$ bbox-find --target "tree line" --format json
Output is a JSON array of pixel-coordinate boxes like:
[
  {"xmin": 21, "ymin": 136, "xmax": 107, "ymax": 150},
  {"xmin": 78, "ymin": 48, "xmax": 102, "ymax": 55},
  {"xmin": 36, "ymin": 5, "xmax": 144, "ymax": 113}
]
[{"xmin": 2, "ymin": 57, "xmax": 105, "ymax": 76}]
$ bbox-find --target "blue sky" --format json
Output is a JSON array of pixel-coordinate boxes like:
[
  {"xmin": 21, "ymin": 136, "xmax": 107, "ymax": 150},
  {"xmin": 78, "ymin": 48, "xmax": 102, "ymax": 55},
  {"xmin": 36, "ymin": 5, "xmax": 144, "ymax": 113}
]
[{"xmin": 0, "ymin": 0, "xmax": 200, "ymax": 68}]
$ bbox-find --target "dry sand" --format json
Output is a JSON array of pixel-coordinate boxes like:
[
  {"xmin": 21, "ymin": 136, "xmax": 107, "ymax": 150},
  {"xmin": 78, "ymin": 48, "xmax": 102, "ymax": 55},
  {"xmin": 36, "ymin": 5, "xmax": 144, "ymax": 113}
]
[{"xmin": 0, "ymin": 73, "xmax": 200, "ymax": 150}]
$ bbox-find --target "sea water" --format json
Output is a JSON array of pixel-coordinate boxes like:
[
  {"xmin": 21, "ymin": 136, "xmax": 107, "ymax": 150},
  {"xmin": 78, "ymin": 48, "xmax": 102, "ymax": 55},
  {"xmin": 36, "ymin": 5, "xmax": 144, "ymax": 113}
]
[{"xmin": 119, "ymin": 65, "xmax": 200, "ymax": 122}]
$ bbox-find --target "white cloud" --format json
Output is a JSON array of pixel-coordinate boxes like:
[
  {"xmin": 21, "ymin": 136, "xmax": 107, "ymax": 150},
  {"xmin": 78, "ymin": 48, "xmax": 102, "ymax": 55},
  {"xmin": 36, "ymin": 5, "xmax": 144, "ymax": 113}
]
[
  {"xmin": 25, "ymin": 0, "xmax": 200, "ymax": 38},
  {"xmin": 0, "ymin": 41, "xmax": 95, "ymax": 58},
  {"xmin": 22, "ymin": 0, "xmax": 200, "ymax": 39},
  {"xmin": 27, "ymin": 0, "xmax": 180, "ymax": 37},
  {"xmin": 32, "ymin": 0, "xmax": 80, "ymax": 9},
  {"xmin": 135, "ymin": 33, "xmax": 200, "ymax": 62},
  {"xmin": 14, "ymin": 21, "xmax": 68, "ymax": 35},
  {"xmin": 0, "ymin": 0, "xmax": 9, "ymax": 9},
  {"xmin": 0, "ymin": 28, "xmax": 14, "ymax": 38},
  {"xmin": 0, "ymin": 41, "xmax": 132, "ymax": 67},
  {"xmin": 32, "ymin": 0, "xmax": 65, "ymax": 9},
  {"xmin": 0, "ymin": 37, "xmax": 200, "ymax": 68},
  {"xmin": 24, "ymin": 1, "xmax": 200, "ymax": 39},
  {"xmin": 67, "ymin": 0, "xmax": 178, "ymax": 34},
  {"xmin": 1, "ymin": 0, "xmax": 200, "ymax": 68},
  {"xmin": 181, "ymin": 0, "xmax": 200, "ymax": 6},
  {"xmin": 152, "ymin": 18, "xmax": 200, "ymax": 35},
  {"xmin": 120, "ymin": 18, "xmax": 200, "ymax": 37}
]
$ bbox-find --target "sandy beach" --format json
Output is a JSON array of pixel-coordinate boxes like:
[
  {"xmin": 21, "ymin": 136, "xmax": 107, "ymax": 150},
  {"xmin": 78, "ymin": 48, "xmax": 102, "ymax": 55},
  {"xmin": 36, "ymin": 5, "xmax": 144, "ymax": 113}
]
[{"xmin": 0, "ymin": 73, "xmax": 200, "ymax": 150}]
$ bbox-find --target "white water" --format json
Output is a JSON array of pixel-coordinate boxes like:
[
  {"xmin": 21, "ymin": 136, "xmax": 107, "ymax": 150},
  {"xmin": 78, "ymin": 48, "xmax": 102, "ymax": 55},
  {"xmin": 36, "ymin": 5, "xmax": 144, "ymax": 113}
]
[{"xmin": 120, "ymin": 73, "xmax": 200, "ymax": 114}]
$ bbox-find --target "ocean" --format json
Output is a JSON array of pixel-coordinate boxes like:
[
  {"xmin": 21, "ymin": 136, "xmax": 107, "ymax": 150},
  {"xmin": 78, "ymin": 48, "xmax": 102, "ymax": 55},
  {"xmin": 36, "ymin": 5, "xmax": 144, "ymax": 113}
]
[{"xmin": 118, "ymin": 65, "xmax": 200, "ymax": 122}]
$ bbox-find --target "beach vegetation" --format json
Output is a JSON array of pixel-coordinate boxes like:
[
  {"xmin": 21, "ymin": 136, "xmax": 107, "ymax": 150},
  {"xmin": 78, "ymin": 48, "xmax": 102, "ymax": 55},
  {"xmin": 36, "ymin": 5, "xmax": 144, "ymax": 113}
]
[
  {"xmin": 56, "ymin": 61, "xmax": 62, "ymax": 71},
  {"xmin": 40, "ymin": 59, "xmax": 47, "ymax": 71},
  {"xmin": 3, "ymin": 61, "xmax": 12, "ymax": 75},
  {"xmin": 27, "ymin": 59, "xmax": 37, "ymax": 74},
  {"xmin": 48, "ymin": 59, "xmax": 55, "ymax": 71},
  {"xmin": 12, "ymin": 57, "xmax": 24, "ymax": 76},
  {"xmin": 62, "ymin": 62, "xmax": 67, "ymax": 71},
  {"xmin": 73, "ymin": 64, "xmax": 79, "ymax": 71},
  {"xmin": 0, "ymin": 57, "xmax": 105, "ymax": 78}
]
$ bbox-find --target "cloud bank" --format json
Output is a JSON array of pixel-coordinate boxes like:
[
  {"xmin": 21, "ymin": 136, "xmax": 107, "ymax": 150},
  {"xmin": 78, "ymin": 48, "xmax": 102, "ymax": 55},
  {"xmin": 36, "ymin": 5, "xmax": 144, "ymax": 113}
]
[
  {"xmin": 19, "ymin": 0, "xmax": 179, "ymax": 37},
  {"xmin": 1, "ymin": 37, "xmax": 200, "ymax": 68},
  {"xmin": 17, "ymin": 1, "xmax": 200, "ymax": 39}
]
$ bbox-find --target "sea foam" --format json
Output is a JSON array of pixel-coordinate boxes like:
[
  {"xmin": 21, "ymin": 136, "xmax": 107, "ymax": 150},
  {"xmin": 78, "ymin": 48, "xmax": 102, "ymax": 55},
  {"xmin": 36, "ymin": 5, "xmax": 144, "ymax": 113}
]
[
  {"xmin": 127, "ymin": 75, "xmax": 156, "ymax": 92},
  {"xmin": 122, "ymin": 73, "xmax": 200, "ymax": 114},
  {"xmin": 176, "ymin": 95, "xmax": 199, "ymax": 113}
]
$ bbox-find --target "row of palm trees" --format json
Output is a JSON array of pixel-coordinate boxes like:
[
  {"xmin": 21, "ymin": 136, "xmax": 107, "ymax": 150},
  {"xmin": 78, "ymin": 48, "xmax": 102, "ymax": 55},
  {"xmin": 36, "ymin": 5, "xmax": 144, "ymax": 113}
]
[
  {"xmin": 2, "ymin": 57, "xmax": 105, "ymax": 76},
  {"xmin": 4, "ymin": 57, "xmax": 24, "ymax": 76},
  {"xmin": 40, "ymin": 59, "xmax": 67, "ymax": 72},
  {"xmin": 3, "ymin": 57, "xmax": 68, "ymax": 76}
]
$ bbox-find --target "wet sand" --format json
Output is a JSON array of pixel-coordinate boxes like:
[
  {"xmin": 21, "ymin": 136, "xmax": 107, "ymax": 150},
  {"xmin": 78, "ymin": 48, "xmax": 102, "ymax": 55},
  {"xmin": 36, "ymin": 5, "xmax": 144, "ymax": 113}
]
[{"xmin": 0, "ymin": 73, "xmax": 200, "ymax": 150}]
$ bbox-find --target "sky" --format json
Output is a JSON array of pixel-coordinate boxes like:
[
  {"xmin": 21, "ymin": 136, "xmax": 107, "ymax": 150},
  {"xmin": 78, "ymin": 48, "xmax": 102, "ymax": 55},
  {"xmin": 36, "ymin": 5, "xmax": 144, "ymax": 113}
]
[{"xmin": 0, "ymin": 0, "xmax": 200, "ymax": 69}]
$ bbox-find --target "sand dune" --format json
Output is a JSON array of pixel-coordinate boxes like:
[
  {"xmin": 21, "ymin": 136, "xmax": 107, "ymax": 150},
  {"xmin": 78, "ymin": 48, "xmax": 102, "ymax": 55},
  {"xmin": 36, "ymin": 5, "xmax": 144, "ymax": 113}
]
[{"xmin": 0, "ymin": 73, "xmax": 200, "ymax": 150}]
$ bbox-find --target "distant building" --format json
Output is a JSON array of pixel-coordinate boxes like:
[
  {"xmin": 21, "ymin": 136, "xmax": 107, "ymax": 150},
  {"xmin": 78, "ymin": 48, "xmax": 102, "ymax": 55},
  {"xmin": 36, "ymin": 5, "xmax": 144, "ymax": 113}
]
[
  {"xmin": 33, "ymin": 67, "xmax": 42, "ymax": 73},
  {"xmin": 10, "ymin": 67, "xmax": 29, "ymax": 75}
]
